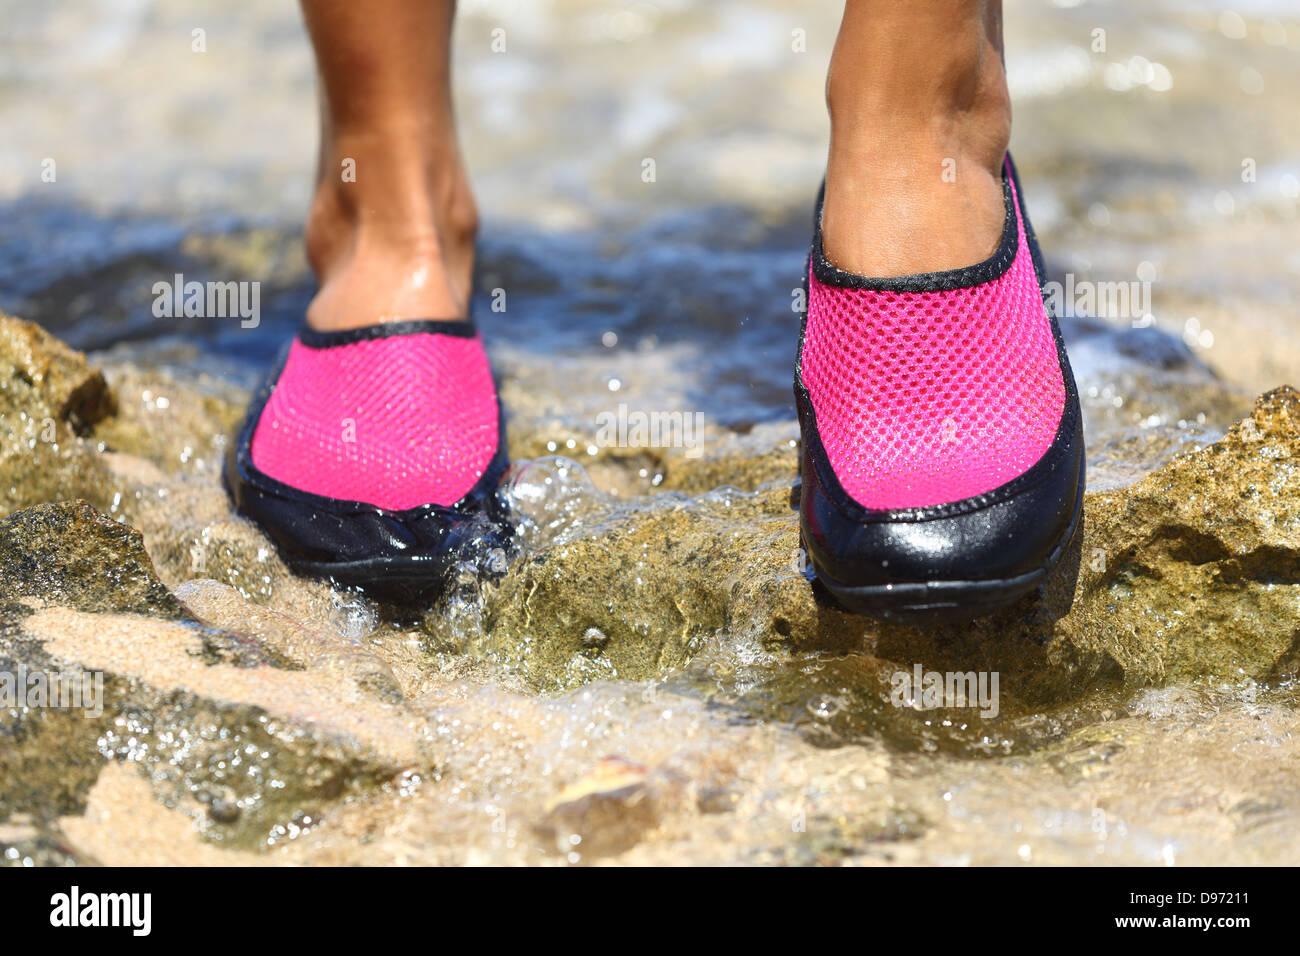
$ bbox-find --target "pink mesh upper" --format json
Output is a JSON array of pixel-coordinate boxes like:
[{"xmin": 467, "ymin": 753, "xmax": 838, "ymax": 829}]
[
  {"xmin": 801, "ymin": 172, "xmax": 1065, "ymax": 511},
  {"xmin": 249, "ymin": 330, "xmax": 499, "ymax": 510}
]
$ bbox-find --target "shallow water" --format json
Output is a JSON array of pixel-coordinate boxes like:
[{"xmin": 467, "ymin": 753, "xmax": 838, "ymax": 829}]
[{"xmin": 1, "ymin": 0, "xmax": 1298, "ymax": 865}]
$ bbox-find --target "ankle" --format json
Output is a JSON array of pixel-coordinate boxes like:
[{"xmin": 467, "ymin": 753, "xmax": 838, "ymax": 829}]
[
  {"xmin": 304, "ymin": 131, "xmax": 478, "ymax": 331},
  {"xmin": 821, "ymin": 11, "xmax": 1011, "ymax": 277},
  {"xmin": 821, "ymin": 113, "xmax": 1009, "ymax": 278}
]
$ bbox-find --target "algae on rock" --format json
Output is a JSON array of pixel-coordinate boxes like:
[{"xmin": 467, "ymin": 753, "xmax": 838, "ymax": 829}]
[
  {"xmin": 479, "ymin": 388, "xmax": 1300, "ymax": 702},
  {"xmin": 0, "ymin": 314, "xmax": 116, "ymax": 515}
]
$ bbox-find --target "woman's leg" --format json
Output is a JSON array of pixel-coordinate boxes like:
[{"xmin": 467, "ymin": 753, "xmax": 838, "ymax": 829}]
[
  {"xmin": 821, "ymin": 0, "xmax": 1010, "ymax": 277},
  {"xmin": 227, "ymin": 1, "xmax": 503, "ymax": 598},
  {"xmin": 300, "ymin": 0, "xmax": 476, "ymax": 330}
]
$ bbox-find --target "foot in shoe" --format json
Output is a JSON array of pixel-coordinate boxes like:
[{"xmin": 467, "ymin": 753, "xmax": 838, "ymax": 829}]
[
  {"xmin": 795, "ymin": 156, "xmax": 1085, "ymax": 618},
  {"xmin": 227, "ymin": 319, "xmax": 509, "ymax": 601}
]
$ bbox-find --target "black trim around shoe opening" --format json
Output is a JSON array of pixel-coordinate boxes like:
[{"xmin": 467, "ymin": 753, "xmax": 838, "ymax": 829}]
[
  {"xmin": 297, "ymin": 317, "xmax": 479, "ymax": 349},
  {"xmin": 793, "ymin": 154, "xmax": 1086, "ymax": 615},
  {"xmin": 224, "ymin": 317, "xmax": 511, "ymax": 602}
]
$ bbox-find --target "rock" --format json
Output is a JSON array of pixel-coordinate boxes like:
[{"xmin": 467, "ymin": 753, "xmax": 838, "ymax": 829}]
[
  {"xmin": 0, "ymin": 314, "xmax": 116, "ymax": 515},
  {"xmin": 479, "ymin": 484, "xmax": 785, "ymax": 687},
  {"xmin": 92, "ymin": 365, "xmax": 243, "ymax": 479},
  {"xmin": 1051, "ymin": 386, "xmax": 1300, "ymax": 692},
  {"xmin": 0, "ymin": 501, "xmax": 432, "ymax": 857},
  {"xmin": 480, "ymin": 387, "xmax": 1300, "ymax": 703},
  {"xmin": 0, "ymin": 500, "xmax": 184, "ymax": 616},
  {"xmin": 0, "ymin": 314, "xmax": 114, "ymax": 428},
  {"xmin": 538, "ymin": 756, "xmax": 658, "ymax": 859},
  {"xmin": 208, "ymin": 797, "xmax": 241, "ymax": 825},
  {"xmin": 174, "ymin": 578, "xmax": 406, "ymax": 706},
  {"xmin": 57, "ymin": 764, "xmax": 265, "ymax": 867},
  {"xmin": 658, "ymin": 424, "xmax": 802, "ymax": 495}
]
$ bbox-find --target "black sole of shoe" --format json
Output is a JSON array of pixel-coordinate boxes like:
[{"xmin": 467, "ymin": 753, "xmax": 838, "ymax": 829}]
[
  {"xmin": 810, "ymin": 469, "xmax": 1085, "ymax": 622},
  {"xmin": 288, "ymin": 553, "xmax": 469, "ymax": 604}
]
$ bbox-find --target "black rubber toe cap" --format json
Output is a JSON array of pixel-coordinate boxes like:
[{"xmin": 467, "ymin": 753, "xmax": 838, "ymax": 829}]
[{"xmin": 797, "ymin": 388, "xmax": 1085, "ymax": 597}]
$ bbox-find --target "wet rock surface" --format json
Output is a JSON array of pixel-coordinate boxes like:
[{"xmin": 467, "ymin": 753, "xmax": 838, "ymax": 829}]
[
  {"xmin": 0, "ymin": 314, "xmax": 1297, "ymax": 865},
  {"xmin": 0, "ymin": 314, "xmax": 116, "ymax": 515},
  {"xmin": 0, "ymin": 501, "xmax": 435, "ymax": 860},
  {"xmin": 480, "ymin": 388, "xmax": 1300, "ymax": 706}
]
